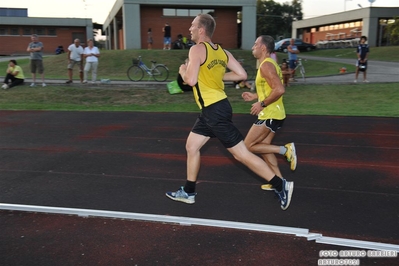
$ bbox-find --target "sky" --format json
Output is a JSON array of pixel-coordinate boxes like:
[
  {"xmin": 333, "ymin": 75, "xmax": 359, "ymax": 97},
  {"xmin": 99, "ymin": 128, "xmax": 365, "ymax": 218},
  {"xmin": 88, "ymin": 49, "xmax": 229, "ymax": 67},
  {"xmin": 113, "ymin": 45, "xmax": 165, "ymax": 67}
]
[{"xmin": 2, "ymin": 0, "xmax": 398, "ymax": 22}]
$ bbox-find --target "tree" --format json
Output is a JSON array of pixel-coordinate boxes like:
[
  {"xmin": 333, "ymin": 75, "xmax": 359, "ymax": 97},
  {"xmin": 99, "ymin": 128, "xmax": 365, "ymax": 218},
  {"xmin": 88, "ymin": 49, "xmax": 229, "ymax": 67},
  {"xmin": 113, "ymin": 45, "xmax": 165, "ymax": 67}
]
[
  {"xmin": 385, "ymin": 17, "xmax": 399, "ymax": 45},
  {"xmin": 256, "ymin": 0, "xmax": 303, "ymax": 39}
]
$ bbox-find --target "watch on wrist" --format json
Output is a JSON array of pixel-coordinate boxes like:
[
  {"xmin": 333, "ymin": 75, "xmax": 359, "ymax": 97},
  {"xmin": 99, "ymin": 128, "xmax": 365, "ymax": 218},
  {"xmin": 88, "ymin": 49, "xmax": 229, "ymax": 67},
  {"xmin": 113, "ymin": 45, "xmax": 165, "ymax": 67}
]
[{"xmin": 260, "ymin": 101, "xmax": 266, "ymax": 108}]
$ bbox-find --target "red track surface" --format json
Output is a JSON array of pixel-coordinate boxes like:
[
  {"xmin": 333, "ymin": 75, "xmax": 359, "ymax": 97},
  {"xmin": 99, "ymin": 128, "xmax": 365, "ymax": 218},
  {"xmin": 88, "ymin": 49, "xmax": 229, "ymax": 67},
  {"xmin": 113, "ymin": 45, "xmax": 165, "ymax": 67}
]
[{"xmin": 0, "ymin": 111, "xmax": 398, "ymax": 265}]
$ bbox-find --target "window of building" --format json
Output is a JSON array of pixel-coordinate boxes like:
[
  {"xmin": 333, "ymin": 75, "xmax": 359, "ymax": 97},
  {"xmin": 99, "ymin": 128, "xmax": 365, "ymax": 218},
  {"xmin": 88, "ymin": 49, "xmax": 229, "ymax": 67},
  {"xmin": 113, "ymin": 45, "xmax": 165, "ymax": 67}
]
[
  {"xmin": 10, "ymin": 28, "xmax": 19, "ymax": 35},
  {"xmin": 163, "ymin": 8, "xmax": 215, "ymax": 17},
  {"xmin": 163, "ymin": 8, "xmax": 175, "ymax": 16},
  {"xmin": 47, "ymin": 28, "xmax": 57, "ymax": 36},
  {"xmin": 23, "ymin": 28, "xmax": 32, "ymax": 35},
  {"xmin": 34, "ymin": 28, "xmax": 45, "ymax": 35},
  {"xmin": 203, "ymin": 9, "xmax": 215, "ymax": 15},
  {"xmin": 176, "ymin": 9, "xmax": 189, "ymax": 16},
  {"xmin": 189, "ymin": 9, "xmax": 202, "ymax": 16},
  {"xmin": 0, "ymin": 28, "xmax": 6, "ymax": 35}
]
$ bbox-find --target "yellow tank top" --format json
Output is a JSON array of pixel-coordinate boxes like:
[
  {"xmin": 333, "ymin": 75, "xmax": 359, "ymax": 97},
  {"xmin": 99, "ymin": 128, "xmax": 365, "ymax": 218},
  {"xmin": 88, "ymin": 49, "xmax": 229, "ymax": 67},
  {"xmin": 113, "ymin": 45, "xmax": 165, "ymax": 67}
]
[
  {"xmin": 193, "ymin": 42, "xmax": 228, "ymax": 109},
  {"xmin": 256, "ymin": 58, "xmax": 286, "ymax": 120},
  {"xmin": 8, "ymin": 65, "xmax": 25, "ymax": 79}
]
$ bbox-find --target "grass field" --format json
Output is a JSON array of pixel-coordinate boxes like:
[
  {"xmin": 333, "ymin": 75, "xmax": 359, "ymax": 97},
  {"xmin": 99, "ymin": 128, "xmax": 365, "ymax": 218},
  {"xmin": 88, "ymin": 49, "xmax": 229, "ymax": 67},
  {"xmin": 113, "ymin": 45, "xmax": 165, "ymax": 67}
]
[
  {"xmin": 1, "ymin": 46, "xmax": 398, "ymax": 117},
  {"xmin": 300, "ymin": 46, "xmax": 399, "ymax": 62},
  {"xmin": 2, "ymin": 46, "xmax": 397, "ymax": 81},
  {"xmin": 0, "ymin": 83, "xmax": 398, "ymax": 117}
]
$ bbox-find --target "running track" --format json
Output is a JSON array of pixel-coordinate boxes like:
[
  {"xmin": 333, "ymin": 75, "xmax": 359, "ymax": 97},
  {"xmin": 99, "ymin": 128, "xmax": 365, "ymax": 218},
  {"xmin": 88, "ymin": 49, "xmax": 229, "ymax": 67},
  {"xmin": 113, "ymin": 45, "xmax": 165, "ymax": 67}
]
[{"xmin": 0, "ymin": 111, "xmax": 398, "ymax": 265}]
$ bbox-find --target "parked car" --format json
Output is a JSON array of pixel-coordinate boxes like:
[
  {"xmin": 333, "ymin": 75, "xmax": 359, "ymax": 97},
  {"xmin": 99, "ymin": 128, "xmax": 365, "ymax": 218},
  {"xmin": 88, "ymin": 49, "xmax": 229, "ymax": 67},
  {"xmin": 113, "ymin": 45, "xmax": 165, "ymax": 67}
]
[{"xmin": 275, "ymin": 38, "xmax": 316, "ymax": 53}]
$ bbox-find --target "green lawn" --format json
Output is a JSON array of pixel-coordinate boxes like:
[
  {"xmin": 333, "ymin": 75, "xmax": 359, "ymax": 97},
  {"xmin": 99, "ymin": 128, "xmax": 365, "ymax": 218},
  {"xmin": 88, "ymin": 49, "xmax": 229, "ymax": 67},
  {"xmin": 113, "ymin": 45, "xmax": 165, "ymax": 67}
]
[
  {"xmin": 1, "ymin": 83, "xmax": 398, "ymax": 117},
  {"xmin": 1, "ymin": 47, "xmax": 398, "ymax": 117},
  {"xmin": 294, "ymin": 46, "xmax": 399, "ymax": 62},
  {"xmin": 0, "ymin": 47, "xmax": 366, "ymax": 81}
]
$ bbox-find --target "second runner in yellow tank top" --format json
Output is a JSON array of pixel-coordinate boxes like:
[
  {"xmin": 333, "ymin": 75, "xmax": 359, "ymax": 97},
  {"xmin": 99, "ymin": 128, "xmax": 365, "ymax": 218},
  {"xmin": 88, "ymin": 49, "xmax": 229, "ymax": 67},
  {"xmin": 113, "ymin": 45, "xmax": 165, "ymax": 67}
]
[{"xmin": 256, "ymin": 58, "xmax": 286, "ymax": 120}]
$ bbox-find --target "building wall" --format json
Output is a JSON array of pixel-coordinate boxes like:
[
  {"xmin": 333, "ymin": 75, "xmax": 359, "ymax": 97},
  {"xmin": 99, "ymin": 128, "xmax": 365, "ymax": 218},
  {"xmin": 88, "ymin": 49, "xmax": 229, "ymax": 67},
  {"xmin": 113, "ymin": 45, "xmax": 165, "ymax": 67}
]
[
  {"xmin": 139, "ymin": 6, "xmax": 239, "ymax": 49},
  {"xmin": 103, "ymin": 0, "xmax": 256, "ymax": 50},
  {"xmin": 0, "ymin": 27, "xmax": 87, "ymax": 55},
  {"xmin": 293, "ymin": 7, "xmax": 399, "ymax": 47},
  {"xmin": 302, "ymin": 27, "xmax": 363, "ymax": 44}
]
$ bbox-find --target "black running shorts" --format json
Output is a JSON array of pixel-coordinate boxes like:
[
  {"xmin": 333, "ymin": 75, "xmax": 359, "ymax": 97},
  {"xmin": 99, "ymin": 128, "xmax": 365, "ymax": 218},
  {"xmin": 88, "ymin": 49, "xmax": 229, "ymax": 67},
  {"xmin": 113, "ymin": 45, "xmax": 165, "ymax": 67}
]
[
  {"xmin": 192, "ymin": 98, "xmax": 243, "ymax": 148},
  {"xmin": 253, "ymin": 118, "xmax": 285, "ymax": 133}
]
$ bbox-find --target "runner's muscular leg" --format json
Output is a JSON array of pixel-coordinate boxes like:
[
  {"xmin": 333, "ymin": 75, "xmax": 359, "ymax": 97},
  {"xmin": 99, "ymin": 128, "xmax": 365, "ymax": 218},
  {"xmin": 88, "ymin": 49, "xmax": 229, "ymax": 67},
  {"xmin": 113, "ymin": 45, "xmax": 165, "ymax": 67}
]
[
  {"xmin": 245, "ymin": 124, "xmax": 282, "ymax": 177},
  {"xmin": 186, "ymin": 131, "xmax": 210, "ymax": 182},
  {"xmin": 228, "ymin": 141, "xmax": 277, "ymax": 182}
]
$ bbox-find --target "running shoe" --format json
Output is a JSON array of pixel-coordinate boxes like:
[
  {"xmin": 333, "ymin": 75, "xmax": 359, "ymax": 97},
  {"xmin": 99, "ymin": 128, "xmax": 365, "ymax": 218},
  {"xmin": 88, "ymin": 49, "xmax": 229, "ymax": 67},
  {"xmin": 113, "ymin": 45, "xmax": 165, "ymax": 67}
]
[
  {"xmin": 30, "ymin": 83, "xmax": 36, "ymax": 87},
  {"xmin": 261, "ymin": 184, "xmax": 275, "ymax": 191},
  {"xmin": 166, "ymin": 186, "xmax": 196, "ymax": 204},
  {"xmin": 284, "ymin": 142, "xmax": 297, "ymax": 171},
  {"xmin": 275, "ymin": 179, "xmax": 294, "ymax": 210}
]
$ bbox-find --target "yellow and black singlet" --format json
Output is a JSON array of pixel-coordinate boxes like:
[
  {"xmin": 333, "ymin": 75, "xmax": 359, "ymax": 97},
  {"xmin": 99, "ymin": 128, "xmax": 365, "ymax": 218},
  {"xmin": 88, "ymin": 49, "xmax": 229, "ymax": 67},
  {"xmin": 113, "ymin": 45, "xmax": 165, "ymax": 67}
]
[
  {"xmin": 193, "ymin": 42, "xmax": 228, "ymax": 109},
  {"xmin": 256, "ymin": 58, "xmax": 286, "ymax": 120}
]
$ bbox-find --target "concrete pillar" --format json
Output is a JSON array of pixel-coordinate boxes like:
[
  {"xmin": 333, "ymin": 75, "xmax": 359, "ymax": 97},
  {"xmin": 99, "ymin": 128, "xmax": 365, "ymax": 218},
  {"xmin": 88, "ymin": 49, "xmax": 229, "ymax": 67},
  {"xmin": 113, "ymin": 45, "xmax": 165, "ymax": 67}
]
[
  {"xmin": 113, "ymin": 18, "xmax": 118, "ymax": 50},
  {"xmin": 362, "ymin": 16, "xmax": 378, "ymax": 47},
  {"xmin": 106, "ymin": 27, "xmax": 111, "ymax": 50},
  {"xmin": 122, "ymin": 3, "xmax": 141, "ymax": 49},
  {"xmin": 85, "ymin": 19, "xmax": 93, "ymax": 41},
  {"xmin": 241, "ymin": 6, "xmax": 257, "ymax": 50}
]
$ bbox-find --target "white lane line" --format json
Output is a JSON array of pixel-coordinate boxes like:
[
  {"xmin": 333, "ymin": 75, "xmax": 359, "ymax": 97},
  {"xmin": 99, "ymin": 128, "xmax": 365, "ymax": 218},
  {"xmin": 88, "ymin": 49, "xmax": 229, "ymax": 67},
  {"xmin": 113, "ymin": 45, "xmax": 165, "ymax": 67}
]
[{"xmin": 1, "ymin": 203, "xmax": 398, "ymax": 252}]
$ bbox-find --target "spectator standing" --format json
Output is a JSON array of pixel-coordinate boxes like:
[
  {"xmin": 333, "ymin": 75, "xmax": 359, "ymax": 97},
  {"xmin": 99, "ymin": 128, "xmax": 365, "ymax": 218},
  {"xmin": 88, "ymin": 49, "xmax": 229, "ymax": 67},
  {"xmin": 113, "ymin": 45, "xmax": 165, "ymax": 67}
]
[
  {"xmin": 83, "ymin": 39, "xmax": 100, "ymax": 84},
  {"xmin": 66, "ymin": 39, "xmax": 84, "ymax": 84},
  {"xmin": 2, "ymin": 60, "xmax": 25, "ymax": 90},
  {"xmin": 287, "ymin": 38, "xmax": 299, "ymax": 80},
  {"xmin": 354, "ymin": 36, "xmax": 370, "ymax": 83},
  {"xmin": 26, "ymin": 34, "xmax": 46, "ymax": 87},
  {"xmin": 280, "ymin": 60, "xmax": 291, "ymax": 87},
  {"xmin": 163, "ymin": 23, "xmax": 171, "ymax": 50},
  {"xmin": 147, "ymin": 28, "xmax": 153, "ymax": 50}
]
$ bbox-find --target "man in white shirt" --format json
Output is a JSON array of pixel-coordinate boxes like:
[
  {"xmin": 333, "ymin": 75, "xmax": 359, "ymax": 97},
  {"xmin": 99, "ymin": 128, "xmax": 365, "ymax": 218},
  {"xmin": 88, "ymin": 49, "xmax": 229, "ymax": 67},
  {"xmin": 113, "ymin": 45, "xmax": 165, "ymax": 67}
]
[
  {"xmin": 83, "ymin": 39, "xmax": 100, "ymax": 84},
  {"xmin": 66, "ymin": 39, "xmax": 84, "ymax": 84}
]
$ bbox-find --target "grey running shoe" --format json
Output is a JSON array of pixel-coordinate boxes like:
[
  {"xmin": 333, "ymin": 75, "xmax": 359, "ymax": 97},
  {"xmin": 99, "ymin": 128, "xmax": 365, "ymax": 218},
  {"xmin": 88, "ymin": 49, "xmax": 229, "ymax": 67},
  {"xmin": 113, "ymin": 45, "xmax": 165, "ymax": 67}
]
[{"xmin": 166, "ymin": 186, "xmax": 196, "ymax": 204}]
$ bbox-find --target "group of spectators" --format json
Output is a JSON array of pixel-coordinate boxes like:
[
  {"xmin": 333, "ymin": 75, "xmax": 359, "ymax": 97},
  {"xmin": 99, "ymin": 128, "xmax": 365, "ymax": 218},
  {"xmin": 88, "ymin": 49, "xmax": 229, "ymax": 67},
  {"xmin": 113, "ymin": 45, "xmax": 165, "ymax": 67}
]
[
  {"xmin": 1, "ymin": 34, "xmax": 100, "ymax": 90},
  {"xmin": 2, "ymin": 33, "xmax": 369, "ymax": 90},
  {"xmin": 65, "ymin": 38, "xmax": 100, "ymax": 84}
]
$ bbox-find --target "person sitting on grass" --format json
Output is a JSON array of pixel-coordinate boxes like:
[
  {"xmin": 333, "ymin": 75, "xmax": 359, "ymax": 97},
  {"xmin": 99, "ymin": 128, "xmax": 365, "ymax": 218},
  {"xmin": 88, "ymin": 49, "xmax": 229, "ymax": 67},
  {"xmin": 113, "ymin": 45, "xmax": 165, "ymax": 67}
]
[
  {"xmin": 2, "ymin": 60, "xmax": 25, "ymax": 90},
  {"xmin": 280, "ymin": 60, "xmax": 291, "ymax": 87}
]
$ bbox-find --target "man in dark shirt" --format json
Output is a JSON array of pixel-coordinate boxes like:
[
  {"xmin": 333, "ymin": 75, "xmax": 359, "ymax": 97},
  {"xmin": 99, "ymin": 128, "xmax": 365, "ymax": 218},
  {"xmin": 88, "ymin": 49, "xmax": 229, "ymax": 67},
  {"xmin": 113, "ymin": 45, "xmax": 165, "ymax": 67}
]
[
  {"xmin": 354, "ymin": 36, "xmax": 370, "ymax": 83},
  {"xmin": 163, "ymin": 23, "xmax": 171, "ymax": 50}
]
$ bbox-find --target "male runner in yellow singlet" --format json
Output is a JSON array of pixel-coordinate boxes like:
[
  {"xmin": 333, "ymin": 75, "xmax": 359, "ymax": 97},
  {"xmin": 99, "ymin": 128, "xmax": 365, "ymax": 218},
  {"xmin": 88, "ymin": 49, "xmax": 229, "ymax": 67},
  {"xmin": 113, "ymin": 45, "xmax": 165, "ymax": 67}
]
[
  {"xmin": 165, "ymin": 14, "xmax": 294, "ymax": 210},
  {"xmin": 242, "ymin": 35, "xmax": 297, "ymax": 191}
]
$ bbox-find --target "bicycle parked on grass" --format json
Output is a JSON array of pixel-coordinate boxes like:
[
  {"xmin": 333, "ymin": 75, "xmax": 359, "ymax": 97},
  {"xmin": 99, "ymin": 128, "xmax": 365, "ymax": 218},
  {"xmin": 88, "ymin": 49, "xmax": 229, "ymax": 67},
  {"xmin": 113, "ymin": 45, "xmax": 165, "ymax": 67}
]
[
  {"xmin": 127, "ymin": 56, "xmax": 169, "ymax": 82},
  {"xmin": 292, "ymin": 58, "xmax": 306, "ymax": 81}
]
